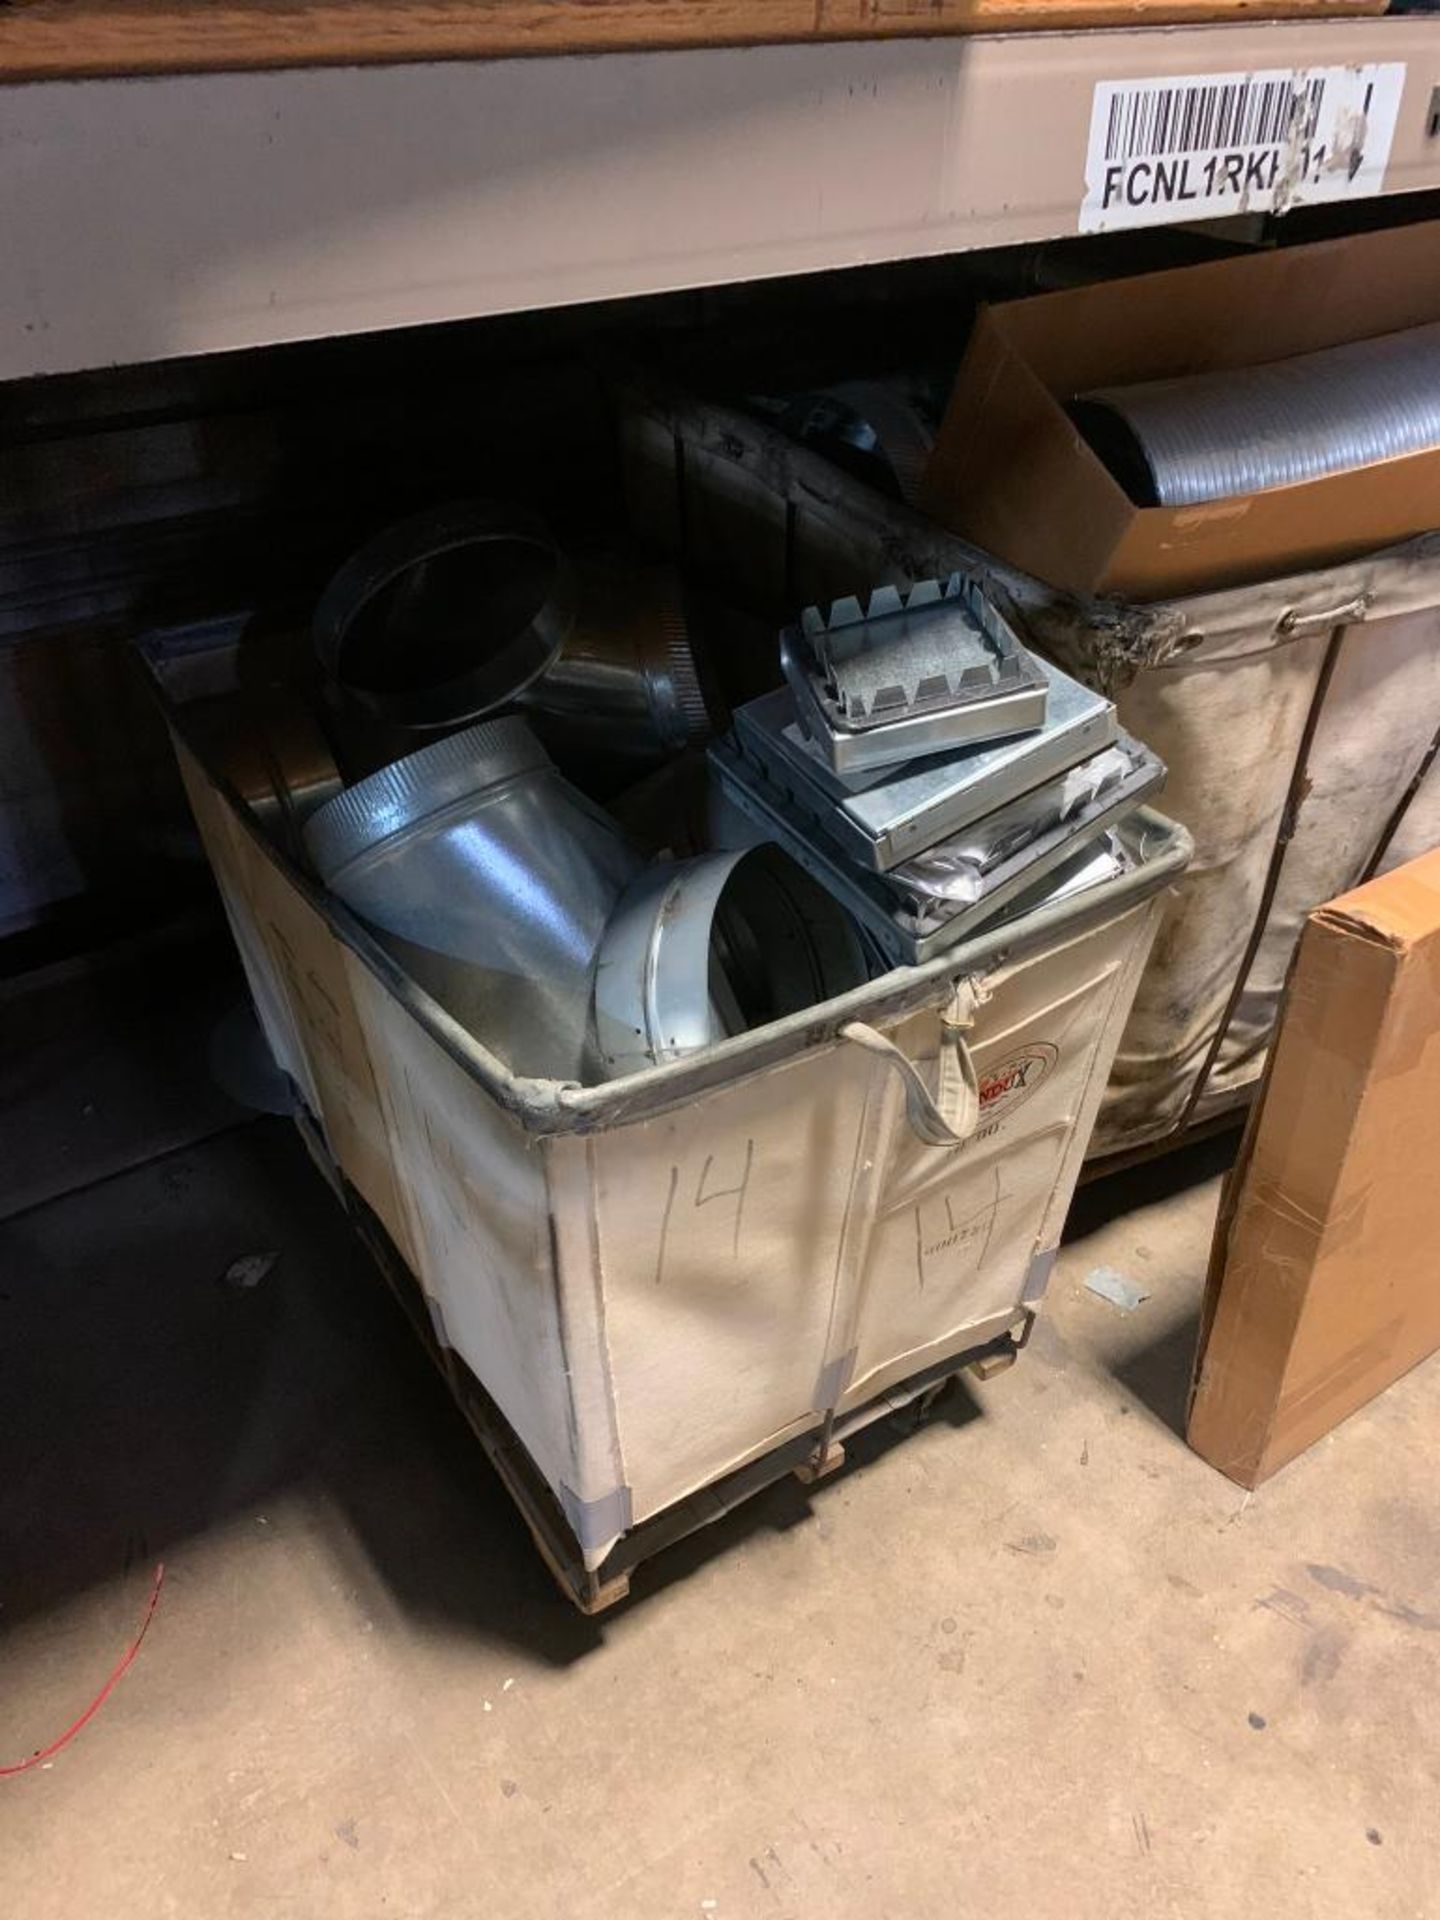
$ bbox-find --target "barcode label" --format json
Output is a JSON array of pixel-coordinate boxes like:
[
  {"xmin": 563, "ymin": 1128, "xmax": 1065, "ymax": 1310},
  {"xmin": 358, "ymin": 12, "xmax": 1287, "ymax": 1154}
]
[
  {"xmin": 1080, "ymin": 64, "xmax": 1406, "ymax": 233},
  {"xmin": 1103, "ymin": 78, "xmax": 1325, "ymax": 163}
]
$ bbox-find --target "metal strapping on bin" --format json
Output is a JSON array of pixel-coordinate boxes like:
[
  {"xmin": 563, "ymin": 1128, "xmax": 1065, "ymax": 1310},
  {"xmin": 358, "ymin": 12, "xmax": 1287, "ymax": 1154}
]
[
  {"xmin": 543, "ymin": 1131, "xmax": 632, "ymax": 1565},
  {"xmin": 560, "ymin": 1482, "xmax": 634, "ymax": 1554},
  {"xmin": 424, "ymin": 1291, "xmax": 452, "ymax": 1351},
  {"xmin": 1023, "ymin": 1246, "xmax": 1058, "ymax": 1305},
  {"xmin": 808, "ymin": 1016, "xmax": 903, "ymax": 1421},
  {"xmin": 812, "ymin": 1348, "xmax": 857, "ymax": 1414}
]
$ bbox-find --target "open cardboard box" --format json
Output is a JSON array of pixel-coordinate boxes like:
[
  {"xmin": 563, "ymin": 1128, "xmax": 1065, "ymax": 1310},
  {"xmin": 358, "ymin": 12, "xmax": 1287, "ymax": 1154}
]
[{"xmin": 922, "ymin": 222, "xmax": 1440, "ymax": 600}]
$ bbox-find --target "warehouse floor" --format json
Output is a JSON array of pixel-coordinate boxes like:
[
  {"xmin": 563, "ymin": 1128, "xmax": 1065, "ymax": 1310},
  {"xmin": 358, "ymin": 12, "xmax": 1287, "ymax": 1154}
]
[{"xmin": 3, "ymin": 1117, "xmax": 1437, "ymax": 1920}]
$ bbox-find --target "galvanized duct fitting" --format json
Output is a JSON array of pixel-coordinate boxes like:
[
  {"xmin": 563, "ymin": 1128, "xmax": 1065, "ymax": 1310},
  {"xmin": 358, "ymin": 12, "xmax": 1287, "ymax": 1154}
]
[
  {"xmin": 825, "ymin": 380, "xmax": 937, "ymax": 507},
  {"xmin": 796, "ymin": 576, "xmax": 1042, "ymax": 728},
  {"xmin": 592, "ymin": 843, "xmax": 868, "ymax": 1078},
  {"xmin": 744, "ymin": 379, "xmax": 938, "ymax": 505},
  {"xmin": 304, "ymin": 716, "xmax": 641, "ymax": 1082},
  {"xmin": 522, "ymin": 556, "xmax": 714, "ymax": 755},
  {"xmin": 1075, "ymin": 321, "xmax": 1440, "ymax": 508},
  {"xmin": 313, "ymin": 502, "xmax": 575, "ymax": 729},
  {"xmin": 890, "ymin": 743, "xmax": 1148, "ymax": 906}
]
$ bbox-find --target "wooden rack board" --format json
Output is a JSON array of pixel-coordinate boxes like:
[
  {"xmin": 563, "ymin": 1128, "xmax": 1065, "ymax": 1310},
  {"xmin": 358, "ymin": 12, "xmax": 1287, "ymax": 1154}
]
[{"xmin": 0, "ymin": 0, "xmax": 1390, "ymax": 84}]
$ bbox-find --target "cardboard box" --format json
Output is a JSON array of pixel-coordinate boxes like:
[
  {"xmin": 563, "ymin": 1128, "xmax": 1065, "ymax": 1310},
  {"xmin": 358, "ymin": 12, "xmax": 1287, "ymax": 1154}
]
[
  {"xmin": 1188, "ymin": 847, "xmax": 1440, "ymax": 1487},
  {"xmin": 922, "ymin": 223, "xmax": 1440, "ymax": 599}
]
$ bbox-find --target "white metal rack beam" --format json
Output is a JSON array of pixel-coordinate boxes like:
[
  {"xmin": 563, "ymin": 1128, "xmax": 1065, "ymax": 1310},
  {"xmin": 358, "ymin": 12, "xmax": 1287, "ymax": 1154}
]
[{"xmin": 3, "ymin": 16, "xmax": 1437, "ymax": 381}]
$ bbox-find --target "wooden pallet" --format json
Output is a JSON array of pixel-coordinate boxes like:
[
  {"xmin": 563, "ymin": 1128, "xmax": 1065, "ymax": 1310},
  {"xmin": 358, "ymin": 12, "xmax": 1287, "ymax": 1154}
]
[{"xmin": 294, "ymin": 1106, "xmax": 1031, "ymax": 1613}]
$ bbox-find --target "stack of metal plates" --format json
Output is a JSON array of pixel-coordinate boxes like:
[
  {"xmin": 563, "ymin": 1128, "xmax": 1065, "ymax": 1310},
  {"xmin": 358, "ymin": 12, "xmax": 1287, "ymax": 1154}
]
[
  {"xmin": 710, "ymin": 646, "xmax": 1165, "ymax": 966},
  {"xmin": 780, "ymin": 575, "xmax": 1049, "ymax": 776},
  {"xmin": 732, "ymin": 656, "xmax": 1116, "ymax": 872}
]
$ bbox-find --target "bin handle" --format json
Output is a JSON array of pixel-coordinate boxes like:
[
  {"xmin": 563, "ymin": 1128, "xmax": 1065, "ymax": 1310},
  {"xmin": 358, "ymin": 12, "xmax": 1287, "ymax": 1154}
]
[
  {"xmin": 1275, "ymin": 594, "xmax": 1370, "ymax": 638},
  {"xmin": 840, "ymin": 979, "xmax": 986, "ymax": 1149}
]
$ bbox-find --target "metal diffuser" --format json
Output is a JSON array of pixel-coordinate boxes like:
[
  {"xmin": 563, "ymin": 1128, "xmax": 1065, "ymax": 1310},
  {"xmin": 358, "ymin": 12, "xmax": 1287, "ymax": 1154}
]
[
  {"xmin": 731, "ymin": 668, "xmax": 1117, "ymax": 874},
  {"xmin": 710, "ymin": 732, "xmax": 1162, "ymax": 967}
]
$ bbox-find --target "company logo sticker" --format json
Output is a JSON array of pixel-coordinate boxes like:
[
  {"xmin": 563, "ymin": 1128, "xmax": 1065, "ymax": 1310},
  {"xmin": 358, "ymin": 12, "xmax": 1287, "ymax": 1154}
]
[{"xmin": 978, "ymin": 1042, "xmax": 1058, "ymax": 1122}]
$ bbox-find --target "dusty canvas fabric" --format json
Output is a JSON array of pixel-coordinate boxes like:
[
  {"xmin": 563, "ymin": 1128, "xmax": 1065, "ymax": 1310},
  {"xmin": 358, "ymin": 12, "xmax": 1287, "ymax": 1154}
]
[{"xmin": 631, "ymin": 395, "xmax": 1440, "ymax": 1158}]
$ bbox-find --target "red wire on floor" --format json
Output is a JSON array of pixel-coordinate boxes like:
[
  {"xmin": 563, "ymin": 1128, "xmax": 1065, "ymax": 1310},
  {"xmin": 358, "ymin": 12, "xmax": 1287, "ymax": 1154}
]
[{"xmin": 1, "ymin": 1562, "xmax": 166, "ymax": 1778}]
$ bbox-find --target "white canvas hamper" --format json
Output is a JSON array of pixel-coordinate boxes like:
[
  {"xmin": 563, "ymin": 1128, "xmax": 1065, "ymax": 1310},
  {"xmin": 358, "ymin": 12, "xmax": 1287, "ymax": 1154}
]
[{"xmin": 170, "ymin": 728, "xmax": 1185, "ymax": 1580}]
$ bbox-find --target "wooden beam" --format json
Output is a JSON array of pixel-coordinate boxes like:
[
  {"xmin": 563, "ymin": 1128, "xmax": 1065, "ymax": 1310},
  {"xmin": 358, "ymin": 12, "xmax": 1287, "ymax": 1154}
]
[{"xmin": 0, "ymin": 0, "xmax": 1389, "ymax": 86}]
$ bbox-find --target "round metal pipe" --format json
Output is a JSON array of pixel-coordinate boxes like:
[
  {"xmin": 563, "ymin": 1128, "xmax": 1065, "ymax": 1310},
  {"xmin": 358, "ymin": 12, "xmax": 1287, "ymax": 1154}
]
[{"xmin": 314, "ymin": 502, "xmax": 575, "ymax": 729}]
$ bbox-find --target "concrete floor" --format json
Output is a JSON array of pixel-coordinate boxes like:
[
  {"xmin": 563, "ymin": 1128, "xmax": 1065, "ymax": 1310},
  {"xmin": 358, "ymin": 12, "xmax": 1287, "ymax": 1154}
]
[{"xmin": 3, "ymin": 1119, "xmax": 1437, "ymax": 1919}]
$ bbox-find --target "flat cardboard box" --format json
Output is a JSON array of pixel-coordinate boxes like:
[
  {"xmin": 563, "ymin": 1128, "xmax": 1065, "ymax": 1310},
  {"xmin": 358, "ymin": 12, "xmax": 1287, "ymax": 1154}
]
[
  {"xmin": 1188, "ymin": 847, "xmax": 1440, "ymax": 1488},
  {"xmin": 922, "ymin": 223, "xmax": 1440, "ymax": 599}
]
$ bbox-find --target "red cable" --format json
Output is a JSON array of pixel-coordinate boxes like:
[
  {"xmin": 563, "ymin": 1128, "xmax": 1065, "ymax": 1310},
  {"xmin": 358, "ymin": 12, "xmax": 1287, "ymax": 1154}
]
[{"xmin": 1, "ymin": 1562, "xmax": 166, "ymax": 1778}]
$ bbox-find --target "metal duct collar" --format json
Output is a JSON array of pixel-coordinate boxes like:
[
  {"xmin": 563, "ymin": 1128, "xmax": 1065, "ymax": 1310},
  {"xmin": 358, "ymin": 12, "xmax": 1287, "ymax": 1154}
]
[
  {"xmin": 592, "ymin": 842, "xmax": 868, "ymax": 1078},
  {"xmin": 314, "ymin": 502, "xmax": 575, "ymax": 729}
]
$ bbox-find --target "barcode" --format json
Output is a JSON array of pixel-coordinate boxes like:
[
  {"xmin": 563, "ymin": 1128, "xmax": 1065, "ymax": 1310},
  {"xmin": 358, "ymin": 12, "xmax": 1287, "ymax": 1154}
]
[
  {"xmin": 1081, "ymin": 64, "xmax": 1405, "ymax": 232},
  {"xmin": 1103, "ymin": 77, "xmax": 1327, "ymax": 162}
]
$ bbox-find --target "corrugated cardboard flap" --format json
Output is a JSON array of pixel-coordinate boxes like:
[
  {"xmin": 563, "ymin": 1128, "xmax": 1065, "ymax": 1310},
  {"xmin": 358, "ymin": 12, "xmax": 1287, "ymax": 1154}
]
[{"xmin": 1316, "ymin": 847, "xmax": 1440, "ymax": 952}]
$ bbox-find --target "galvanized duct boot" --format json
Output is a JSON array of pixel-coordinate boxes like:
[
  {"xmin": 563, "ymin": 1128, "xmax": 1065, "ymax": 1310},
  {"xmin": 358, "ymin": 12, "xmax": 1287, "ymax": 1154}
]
[
  {"xmin": 315, "ymin": 509, "xmax": 713, "ymax": 758},
  {"xmin": 522, "ymin": 555, "xmax": 715, "ymax": 757},
  {"xmin": 304, "ymin": 716, "xmax": 642, "ymax": 1082}
]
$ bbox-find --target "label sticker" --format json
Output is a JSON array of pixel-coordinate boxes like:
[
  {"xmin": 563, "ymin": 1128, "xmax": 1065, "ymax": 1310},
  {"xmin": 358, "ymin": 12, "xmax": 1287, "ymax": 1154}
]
[
  {"xmin": 978, "ymin": 1042, "xmax": 1058, "ymax": 1124},
  {"xmin": 1079, "ymin": 64, "xmax": 1406, "ymax": 233}
]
